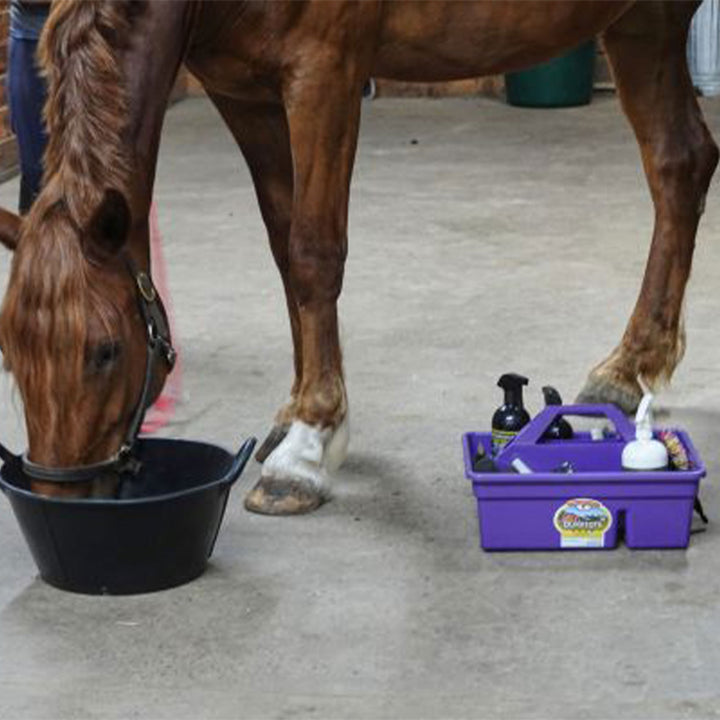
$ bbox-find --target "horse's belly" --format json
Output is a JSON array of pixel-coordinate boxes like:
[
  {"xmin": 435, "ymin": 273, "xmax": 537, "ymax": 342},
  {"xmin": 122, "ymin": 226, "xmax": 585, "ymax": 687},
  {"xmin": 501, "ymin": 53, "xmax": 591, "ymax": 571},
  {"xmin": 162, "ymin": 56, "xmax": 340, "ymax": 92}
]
[{"xmin": 373, "ymin": 0, "xmax": 634, "ymax": 81}]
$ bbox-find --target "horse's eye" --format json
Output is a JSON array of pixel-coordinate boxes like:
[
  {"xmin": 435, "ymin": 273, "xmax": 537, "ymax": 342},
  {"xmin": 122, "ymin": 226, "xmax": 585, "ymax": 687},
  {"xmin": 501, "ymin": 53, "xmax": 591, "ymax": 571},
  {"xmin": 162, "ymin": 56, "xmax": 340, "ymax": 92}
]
[{"xmin": 91, "ymin": 340, "xmax": 122, "ymax": 372}]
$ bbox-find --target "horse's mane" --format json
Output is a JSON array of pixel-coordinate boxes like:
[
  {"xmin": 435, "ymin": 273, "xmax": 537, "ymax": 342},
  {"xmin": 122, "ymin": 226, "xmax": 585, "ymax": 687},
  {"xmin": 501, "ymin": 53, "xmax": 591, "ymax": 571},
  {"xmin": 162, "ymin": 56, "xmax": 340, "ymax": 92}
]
[
  {"xmin": 0, "ymin": 0, "xmax": 141, "ymax": 445},
  {"xmin": 41, "ymin": 0, "xmax": 137, "ymax": 222}
]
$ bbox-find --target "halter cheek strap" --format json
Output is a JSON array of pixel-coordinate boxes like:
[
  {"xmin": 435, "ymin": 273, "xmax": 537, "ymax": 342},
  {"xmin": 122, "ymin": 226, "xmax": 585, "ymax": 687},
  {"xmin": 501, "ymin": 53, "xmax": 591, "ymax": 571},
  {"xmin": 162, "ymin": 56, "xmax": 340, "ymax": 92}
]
[
  {"xmin": 18, "ymin": 257, "xmax": 176, "ymax": 484},
  {"xmin": 122, "ymin": 261, "xmax": 177, "ymax": 444}
]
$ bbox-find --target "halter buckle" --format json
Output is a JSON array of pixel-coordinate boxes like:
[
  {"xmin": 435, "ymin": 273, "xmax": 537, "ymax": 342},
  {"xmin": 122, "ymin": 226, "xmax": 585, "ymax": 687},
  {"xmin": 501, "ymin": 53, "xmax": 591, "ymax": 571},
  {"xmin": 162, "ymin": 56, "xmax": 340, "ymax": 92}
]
[
  {"xmin": 116, "ymin": 444, "xmax": 142, "ymax": 476},
  {"xmin": 136, "ymin": 272, "xmax": 157, "ymax": 303}
]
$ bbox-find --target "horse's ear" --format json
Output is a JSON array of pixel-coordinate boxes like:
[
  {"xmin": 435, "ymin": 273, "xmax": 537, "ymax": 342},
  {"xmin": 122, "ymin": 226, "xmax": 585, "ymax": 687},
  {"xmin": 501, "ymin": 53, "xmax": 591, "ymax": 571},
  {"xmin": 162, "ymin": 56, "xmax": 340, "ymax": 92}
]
[
  {"xmin": 0, "ymin": 207, "xmax": 21, "ymax": 251},
  {"xmin": 87, "ymin": 189, "xmax": 131, "ymax": 259}
]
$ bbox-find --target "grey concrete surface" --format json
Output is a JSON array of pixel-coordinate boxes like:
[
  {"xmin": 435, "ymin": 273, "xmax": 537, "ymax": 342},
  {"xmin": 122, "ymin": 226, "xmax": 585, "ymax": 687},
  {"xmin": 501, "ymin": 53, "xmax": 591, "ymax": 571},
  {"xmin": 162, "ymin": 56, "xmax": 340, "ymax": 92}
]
[{"xmin": 2, "ymin": 95, "xmax": 720, "ymax": 719}]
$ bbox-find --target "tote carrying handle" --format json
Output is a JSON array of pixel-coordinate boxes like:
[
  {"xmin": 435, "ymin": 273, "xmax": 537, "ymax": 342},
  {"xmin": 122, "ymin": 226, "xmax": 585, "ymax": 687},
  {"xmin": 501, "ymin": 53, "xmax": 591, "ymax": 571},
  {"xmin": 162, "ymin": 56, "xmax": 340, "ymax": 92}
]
[{"xmin": 499, "ymin": 403, "xmax": 635, "ymax": 452}]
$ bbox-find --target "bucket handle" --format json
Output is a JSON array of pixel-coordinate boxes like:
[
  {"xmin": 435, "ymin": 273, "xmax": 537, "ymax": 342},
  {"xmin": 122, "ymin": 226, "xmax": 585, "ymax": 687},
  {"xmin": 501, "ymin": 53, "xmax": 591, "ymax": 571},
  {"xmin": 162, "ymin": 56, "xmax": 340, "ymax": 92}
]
[
  {"xmin": 0, "ymin": 442, "xmax": 21, "ymax": 494},
  {"xmin": 221, "ymin": 437, "xmax": 257, "ymax": 487},
  {"xmin": 498, "ymin": 403, "xmax": 635, "ymax": 454},
  {"xmin": 207, "ymin": 436, "xmax": 257, "ymax": 560},
  {"xmin": 0, "ymin": 441, "xmax": 20, "ymax": 467}
]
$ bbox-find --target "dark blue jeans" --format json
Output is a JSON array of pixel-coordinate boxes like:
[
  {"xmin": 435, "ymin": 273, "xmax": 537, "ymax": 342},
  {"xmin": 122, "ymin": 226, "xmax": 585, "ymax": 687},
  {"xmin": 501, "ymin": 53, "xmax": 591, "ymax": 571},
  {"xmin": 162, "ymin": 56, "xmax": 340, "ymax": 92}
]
[{"xmin": 8, "ymin": 36, "xmax": 47, "ymax": 214}]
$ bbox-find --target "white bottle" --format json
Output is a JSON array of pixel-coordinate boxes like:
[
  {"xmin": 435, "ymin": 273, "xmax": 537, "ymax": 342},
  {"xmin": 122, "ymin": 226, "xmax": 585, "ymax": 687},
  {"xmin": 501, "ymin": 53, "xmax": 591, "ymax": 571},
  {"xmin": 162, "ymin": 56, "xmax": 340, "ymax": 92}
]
[{"xmin": 621, "ymin": 392, "xmax": 669, "ymax": 471}]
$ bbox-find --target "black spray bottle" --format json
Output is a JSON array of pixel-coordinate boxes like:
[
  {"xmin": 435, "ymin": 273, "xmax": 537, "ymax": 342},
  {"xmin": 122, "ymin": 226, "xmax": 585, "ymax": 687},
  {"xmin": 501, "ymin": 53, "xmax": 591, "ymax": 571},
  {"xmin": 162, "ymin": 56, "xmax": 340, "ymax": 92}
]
[
  {"xmin": 541, "ymin": 386, "xmax": 574, "ymax": 440},
  {"xmin": 491, "ymin": 373, "xmax": 530, "ymax": 455}
]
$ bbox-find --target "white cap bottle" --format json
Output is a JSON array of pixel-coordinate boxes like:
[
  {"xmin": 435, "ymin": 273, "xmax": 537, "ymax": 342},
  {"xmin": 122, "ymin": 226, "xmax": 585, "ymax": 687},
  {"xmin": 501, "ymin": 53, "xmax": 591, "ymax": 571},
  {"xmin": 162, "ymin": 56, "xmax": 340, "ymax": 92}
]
[{"xmin": 621, "ymin": 392, "xmax": 669, "ymax": 471}]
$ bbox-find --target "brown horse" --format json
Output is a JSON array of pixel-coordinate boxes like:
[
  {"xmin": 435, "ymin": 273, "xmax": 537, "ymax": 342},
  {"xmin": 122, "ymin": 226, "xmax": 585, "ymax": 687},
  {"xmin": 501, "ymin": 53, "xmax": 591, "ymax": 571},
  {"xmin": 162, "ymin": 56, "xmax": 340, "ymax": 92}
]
[{"xmin": 0, "ymin": 0, "xmax": 716, "ymax": 513}]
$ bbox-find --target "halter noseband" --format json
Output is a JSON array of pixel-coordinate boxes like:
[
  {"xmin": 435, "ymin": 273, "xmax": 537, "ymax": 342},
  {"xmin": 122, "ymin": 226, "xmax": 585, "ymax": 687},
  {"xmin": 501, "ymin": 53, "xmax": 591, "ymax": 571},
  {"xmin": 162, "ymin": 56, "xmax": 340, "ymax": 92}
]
[{"xmin": 18, "ymin": 257, "xmax": 176, "ymax": 484}]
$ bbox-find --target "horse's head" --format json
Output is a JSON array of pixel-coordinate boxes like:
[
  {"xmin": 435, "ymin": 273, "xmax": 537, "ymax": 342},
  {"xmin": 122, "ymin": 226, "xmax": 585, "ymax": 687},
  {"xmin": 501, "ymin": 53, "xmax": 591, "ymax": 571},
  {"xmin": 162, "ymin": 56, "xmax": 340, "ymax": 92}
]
[{"xmin": 0, "ymin": 190, "xmax": 173, "ymax": 498}]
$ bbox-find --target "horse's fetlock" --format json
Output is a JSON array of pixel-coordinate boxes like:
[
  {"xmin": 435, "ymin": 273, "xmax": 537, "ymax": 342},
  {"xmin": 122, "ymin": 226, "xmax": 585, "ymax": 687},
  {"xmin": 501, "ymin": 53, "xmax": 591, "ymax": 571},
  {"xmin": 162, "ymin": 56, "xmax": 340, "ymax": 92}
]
[
  {"xmin": 274, "ymin": 396, "xmax": 298, "ymax": 426},
  {"xmin": 297, "ymin": 378, "xmax": 346, "ymax": 427},
  {"xmin": 620, "ymin": 326, "xmax": 684, "ymax": 388}
]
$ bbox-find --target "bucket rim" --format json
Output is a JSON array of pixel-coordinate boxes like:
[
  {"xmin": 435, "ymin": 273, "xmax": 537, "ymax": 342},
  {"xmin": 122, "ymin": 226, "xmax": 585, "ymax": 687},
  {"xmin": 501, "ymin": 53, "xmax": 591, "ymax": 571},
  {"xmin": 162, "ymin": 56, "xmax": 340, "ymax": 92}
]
[
  {"xmin": 0, "ymin": 435, "xmax": 255, "ymax": 507},
  {"xmin": 0, "ymin": 472, "xmax": 229, "ymax": 507}
]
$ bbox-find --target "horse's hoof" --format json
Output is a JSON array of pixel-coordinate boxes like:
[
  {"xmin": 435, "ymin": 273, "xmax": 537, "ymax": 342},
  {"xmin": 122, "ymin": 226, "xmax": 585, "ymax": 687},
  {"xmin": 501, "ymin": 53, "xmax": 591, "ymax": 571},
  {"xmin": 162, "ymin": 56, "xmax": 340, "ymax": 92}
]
[
  {"xmin": 249, "ymin": 417, "xmax": 348, "ymax": 516},
  {"xmin": 255, "ymin": 424, "xmax": 290, "ymax": 463},
  {"xmin": 244, "ymin": 477, "xmax": 324, "ymax": 516},
  {"xmin": 576, "ymin": 373, "xmax": 641, "ymax": 414}
]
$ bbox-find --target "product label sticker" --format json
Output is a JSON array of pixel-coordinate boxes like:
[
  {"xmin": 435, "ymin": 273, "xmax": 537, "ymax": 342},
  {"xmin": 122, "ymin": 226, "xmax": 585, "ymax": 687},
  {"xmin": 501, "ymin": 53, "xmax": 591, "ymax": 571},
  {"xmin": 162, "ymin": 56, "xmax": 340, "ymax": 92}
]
[
  {"xmin": 553, "ymin": 498, "xmax": 613, "ymax": 548},
  {"xmin": 492, "ymin": 429, "xmax": 518, "ymax": 452}
]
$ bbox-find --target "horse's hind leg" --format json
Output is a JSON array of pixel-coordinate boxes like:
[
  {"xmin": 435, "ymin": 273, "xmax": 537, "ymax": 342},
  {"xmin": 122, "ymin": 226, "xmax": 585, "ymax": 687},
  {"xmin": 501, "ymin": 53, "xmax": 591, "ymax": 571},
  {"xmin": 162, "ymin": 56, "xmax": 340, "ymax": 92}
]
[
  {"xmin": 207, "ymin": 94, "xmax": 303, "ymax": 459},
  {"xmin": 577, "ymin": 3, "xmax": 719, "ymax": 412}
]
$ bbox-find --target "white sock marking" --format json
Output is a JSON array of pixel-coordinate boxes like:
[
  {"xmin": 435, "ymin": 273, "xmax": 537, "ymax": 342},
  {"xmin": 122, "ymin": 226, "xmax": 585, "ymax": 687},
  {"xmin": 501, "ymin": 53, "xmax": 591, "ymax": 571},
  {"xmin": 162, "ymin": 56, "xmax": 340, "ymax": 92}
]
[{"xmin": 261, "ymin": 416, "xmax": 350, "ymax": 496}]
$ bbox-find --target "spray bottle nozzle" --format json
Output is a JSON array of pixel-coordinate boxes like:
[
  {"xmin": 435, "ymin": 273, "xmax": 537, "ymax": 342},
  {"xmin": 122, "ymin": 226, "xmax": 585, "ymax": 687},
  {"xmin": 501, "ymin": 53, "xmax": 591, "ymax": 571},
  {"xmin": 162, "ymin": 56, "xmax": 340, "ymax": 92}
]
[
  {"xmin": 634, "ymin": 392, "xmax": 654, "ymax": 442},
  {"xmin": 542, "ymin": 386, "xmax": 563, "ymax": 406},
  {"xmin": 541, "ymin": 385, "xmax": 573, "ymax": 440},
  {"xmin": 621, "ymin": 378, "xmax": 669, "ymax": 471},
  {"xmin": 497, "ymin": 373, "xmax": 528, "ymax": 405}
]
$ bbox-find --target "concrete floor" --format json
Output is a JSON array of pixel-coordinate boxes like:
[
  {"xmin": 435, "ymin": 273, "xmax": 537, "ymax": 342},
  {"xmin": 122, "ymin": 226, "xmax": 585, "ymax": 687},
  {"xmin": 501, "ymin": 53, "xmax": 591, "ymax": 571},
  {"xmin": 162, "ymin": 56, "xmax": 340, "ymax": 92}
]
[{"xmin": 2, "ymin": 94, "xmax": 720, "ymax": 719}]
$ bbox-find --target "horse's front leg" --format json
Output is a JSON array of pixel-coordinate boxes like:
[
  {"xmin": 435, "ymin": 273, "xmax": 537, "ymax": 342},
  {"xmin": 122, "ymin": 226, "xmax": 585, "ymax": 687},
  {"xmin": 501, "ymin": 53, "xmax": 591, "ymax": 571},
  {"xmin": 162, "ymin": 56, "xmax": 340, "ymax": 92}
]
[
  {"xmin": 206, "ymin": 93, "xmax": 303, "ymax": 462},
  {"xmin": 578, "ymin": 4, "xmax": 719, "ymax": 412},
  {"xmin": 244, "ymin": 69, "xmax": 363, "ymax": 515}
]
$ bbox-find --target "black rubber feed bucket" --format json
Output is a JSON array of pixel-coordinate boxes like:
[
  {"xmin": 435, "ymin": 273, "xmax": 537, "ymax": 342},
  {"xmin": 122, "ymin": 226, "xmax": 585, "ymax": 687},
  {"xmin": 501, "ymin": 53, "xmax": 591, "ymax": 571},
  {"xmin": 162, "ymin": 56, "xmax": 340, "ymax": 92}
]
[{"xmin": 0, "ymin": 436, "xmax": 255, "ymax": 595}]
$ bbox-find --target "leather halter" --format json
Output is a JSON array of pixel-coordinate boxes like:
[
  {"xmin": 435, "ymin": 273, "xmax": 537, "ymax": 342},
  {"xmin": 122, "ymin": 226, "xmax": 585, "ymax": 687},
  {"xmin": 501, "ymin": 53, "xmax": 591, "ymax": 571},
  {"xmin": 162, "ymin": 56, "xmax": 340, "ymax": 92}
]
[{"xmin": 19, "ymin": 257, "xmax": 176, "ymax": 484}]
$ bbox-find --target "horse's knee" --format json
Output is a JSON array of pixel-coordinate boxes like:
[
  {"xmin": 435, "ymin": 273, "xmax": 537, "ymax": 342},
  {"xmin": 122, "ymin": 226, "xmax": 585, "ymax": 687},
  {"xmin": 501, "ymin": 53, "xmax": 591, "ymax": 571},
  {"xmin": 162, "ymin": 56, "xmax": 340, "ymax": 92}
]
[{"xmin": 288, "ymin": 226, "xmax": 347, "ymax": 305}]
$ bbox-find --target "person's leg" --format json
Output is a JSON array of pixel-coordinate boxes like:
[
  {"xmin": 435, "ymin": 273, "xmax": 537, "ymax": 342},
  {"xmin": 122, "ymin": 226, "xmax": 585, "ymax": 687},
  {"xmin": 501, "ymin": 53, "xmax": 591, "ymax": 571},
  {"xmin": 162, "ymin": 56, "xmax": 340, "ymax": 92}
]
[{"xmin": 8, "ymin": 37, "xmax": 47, "ymax": 214}]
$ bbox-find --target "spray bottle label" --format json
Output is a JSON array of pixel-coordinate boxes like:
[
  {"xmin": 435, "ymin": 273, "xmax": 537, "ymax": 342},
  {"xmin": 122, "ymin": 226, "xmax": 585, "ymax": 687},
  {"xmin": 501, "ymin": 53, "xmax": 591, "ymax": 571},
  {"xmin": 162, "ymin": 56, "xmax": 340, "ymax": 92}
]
[
  {"xmin": 553, "ymin": 498, "xmax": 613, "ymax": 548},
  {"xmin": 491, "ymin": 429, "xmax": 517, "ymax": 454}
]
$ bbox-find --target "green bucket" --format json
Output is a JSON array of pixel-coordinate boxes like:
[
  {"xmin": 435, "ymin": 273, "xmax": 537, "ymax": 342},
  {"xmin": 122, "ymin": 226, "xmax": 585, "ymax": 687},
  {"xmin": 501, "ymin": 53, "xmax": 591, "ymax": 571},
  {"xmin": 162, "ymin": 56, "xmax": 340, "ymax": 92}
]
[{"xmin": 505, "ymin": 41, "xmax": 596, "ymax": 108}]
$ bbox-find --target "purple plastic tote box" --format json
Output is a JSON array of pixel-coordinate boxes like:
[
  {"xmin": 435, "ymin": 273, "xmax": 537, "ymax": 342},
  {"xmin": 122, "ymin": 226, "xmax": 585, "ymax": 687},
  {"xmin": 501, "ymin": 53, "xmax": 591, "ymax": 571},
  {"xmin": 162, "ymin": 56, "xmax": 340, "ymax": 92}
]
[{"xmin": 463, "ymin": 404, "xmax": 705, "ymax": 551}]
